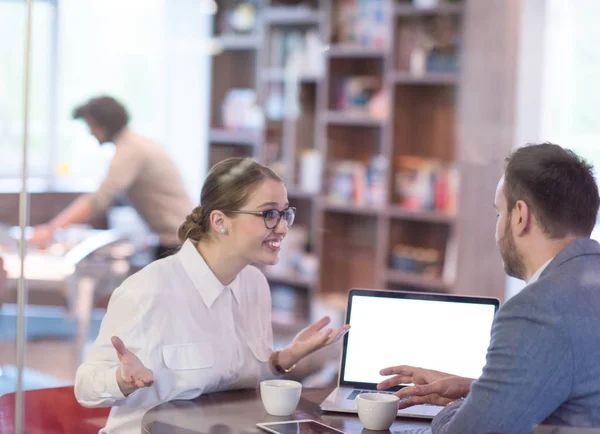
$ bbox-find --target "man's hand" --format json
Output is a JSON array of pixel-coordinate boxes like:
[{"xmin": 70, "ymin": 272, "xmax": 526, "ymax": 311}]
[
  {"xmin": 377, "ymin": 365, "xmax": 474, "ymax": 409},
  {"xmin": 112, "ymin": 336, "xmax": 154, "ymax": 396},
  {"xmin": 29, "ymin": 224, "xmax": 55, "ymax": 249}
]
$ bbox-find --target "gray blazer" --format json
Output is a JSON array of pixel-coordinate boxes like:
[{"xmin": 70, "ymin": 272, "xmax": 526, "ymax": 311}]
[{"xmin": 433, "ymin": 238, "xmax": 600, "ymax": 434}]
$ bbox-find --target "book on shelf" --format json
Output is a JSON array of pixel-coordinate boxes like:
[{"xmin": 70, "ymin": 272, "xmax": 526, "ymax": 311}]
[
  {"xmin": 327, "ymin": 156, "xmax": 388, "ymax": 207},
  {"xmin": 270, "ymin": 29, "xmax": 325, "ymax": 77},
  {"xmin": 394, "ymin": 156, "xmax": 459, "ymax": 215},
  {"xmin": 335, "ymin": 0, "xmax": 391, "ymax": 49},
  {"xmin": 333, "ymin": 76, "xmax": 389, "ymax": 120},
  {"xmin": 389, "ymin": 243, "xmax": 443, "ymax": 279}
]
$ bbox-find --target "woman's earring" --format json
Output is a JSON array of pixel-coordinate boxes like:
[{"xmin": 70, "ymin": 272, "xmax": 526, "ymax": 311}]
[{"xmin": 220, "ymin": 228, "xmax": 227, "ymax": 234}]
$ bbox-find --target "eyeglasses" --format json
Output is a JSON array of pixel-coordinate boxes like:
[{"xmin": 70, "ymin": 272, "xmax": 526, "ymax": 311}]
[{"xmin": 226, "ymin": 207, "xmax": 296, "ymax": 229}]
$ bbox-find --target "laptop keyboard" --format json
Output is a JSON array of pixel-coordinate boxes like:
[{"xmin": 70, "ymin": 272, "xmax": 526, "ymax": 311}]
[
  {"xmin": 346, "ymin": 389, "xmax": 400, "ymax": 400},
  {"xmin": 392, "ymin": 429, "xmax": 432, "ymax": 434},
  {"xmin": 347, "ymin": 389, "xmax": 436, "ymax": 406}
]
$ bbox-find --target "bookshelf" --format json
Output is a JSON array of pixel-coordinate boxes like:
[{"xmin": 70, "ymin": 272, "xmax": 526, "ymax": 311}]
[
  {"xmin": 326, "ymin": 46, "xmax": 388, "ymax": 58},
  {"xmin": 208, "ymin": 0, "xmax": 463, "ymax": 307},
  {"xmin": 394, "ymin": 3, "xmax": 464, "ymax": 16},
  {"xmin": 323, "ymin": 111, "xmax": 387, "ymax": 127},
  {"xmin": 385, "ymin": 269, "xmax": 452, "ymax": 292},
  {"xmin": 259, "ymin": 68, "xmax": 320, "ymax": 82},
  {"xmin": 216, "ymin": 34, "xmax": 261, "ymax": 50},
  {"xmin": 390, "ymin": 71, "xmax": 459, "ymax": 85},
  {"xmin": 208, "ymin": 128, "xmax": 262, "ymax": 146}
]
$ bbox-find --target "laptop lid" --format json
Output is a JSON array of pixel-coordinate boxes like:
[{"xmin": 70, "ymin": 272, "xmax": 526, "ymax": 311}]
[{"xmin": 339, "ymin": 288, "xmax": 500, "ymax": 391}]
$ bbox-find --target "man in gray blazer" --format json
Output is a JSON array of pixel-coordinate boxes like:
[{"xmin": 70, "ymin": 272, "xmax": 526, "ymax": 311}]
[{"xmin": 377, "ymin": 143, "xmax": 600, "ymax": 433}]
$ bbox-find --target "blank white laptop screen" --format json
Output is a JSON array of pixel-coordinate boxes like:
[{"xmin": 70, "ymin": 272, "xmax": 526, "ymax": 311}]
[{"xmin": 343, "ymin": 294, "xmax": 497, "ymax": 385}]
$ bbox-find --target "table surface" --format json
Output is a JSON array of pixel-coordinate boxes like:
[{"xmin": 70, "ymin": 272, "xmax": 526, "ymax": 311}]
[
  {"xmin": 1, "ymin": 228, "xmax": 127, "ymax": 283},
  {"xmin": 141, "ymin": 388, "xmax": 432, "ymax": 434}
]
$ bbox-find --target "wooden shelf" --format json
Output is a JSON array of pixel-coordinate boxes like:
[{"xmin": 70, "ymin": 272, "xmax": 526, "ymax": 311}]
[
  {"xmin": 209, "ymin": 128, "xmax": 261, "ymax": 146},
  {"xmin": 395, "ymin": 3, "xmax": 464, "ymax": 16},
  {"xmin": 326, "ymin": 45, "xmax": 387, "ymax": 58},
  {"xmin": 265, "ymin": 270, "xmax": 315, "ymax": 289},
  {"xmin": 391, "ymin": 71, "xmax": 459, "ymax": 85},
  {"xmin": 322, "ymin": 200, "xmax": 383, "ymax": 216},
  {"xmin": 260, "ymin": 68, "xmax": 320, "ymax": 83},
  {"xmin": 387, "ymin": 205, "xmax": 455, "ymax": 224},
  {"xmin": 320, "ymin": 202, "xmax": 453, "ymax": 222},
  {"xmin": 264, "ymin": 7, "xmax": 322, "ymax": 25},
  {"xmin": 215, "ymin": 34, "xmax": 260, "ymax": 51},
  {"xmin": 385, "ymin": 269, "xmax": 451, "ymax": 292},
  {"xmin": 324, "ymin": 111, "xmax": 387, "ymax": 127},
  {"xmin": 286, "ymin": 186, "xmax": 317, "ymax": 200}
]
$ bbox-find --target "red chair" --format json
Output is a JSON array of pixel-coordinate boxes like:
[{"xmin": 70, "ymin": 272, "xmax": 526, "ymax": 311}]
[{"xmin": 0, "ymin": 386, "xmax": 110, "ymax": 434}]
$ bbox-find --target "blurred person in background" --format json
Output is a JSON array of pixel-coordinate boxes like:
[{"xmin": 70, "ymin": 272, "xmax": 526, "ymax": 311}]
[
  {"xmin": 74, "ymin": 157, "xmax": 350, "ymax": 434},
  {"xmin": 377, "ymin": 143, "xmax": 600, "ymax": 433},
  {"xmin": 30, "ymin": 96, "xmax": 192, "ymax": 260}
]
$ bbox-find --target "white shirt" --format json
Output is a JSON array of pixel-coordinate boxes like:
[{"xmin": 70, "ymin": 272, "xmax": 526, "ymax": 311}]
[
  {"xmin": 74, "ymin": 240, "xmax": 276, "ymax": 434},
  {"xmin": 527, "ymin": 257, "xmax": 554, "ymax": 285}
]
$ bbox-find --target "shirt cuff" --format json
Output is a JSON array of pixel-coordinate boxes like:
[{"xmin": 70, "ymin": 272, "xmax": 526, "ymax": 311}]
[
  {"xmin": 431, "ymin": 399, "xmax": 464, "ymax": 433},
  {"xmin": 105, "ymin": 365, "xmax": 127, "ymax": 400},
  {"xmin": 260, "ymin": 360, "xmax": 279, "ymax": 381}
]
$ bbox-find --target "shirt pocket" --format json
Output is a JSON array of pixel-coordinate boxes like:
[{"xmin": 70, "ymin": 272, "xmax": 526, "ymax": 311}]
[
  {"xmin": 248, "ymin": 337, "xmax": 271, "ymax": 362},
  {"xmin": 162, "ymin": 343, "xmax": 214, "ymax": 370}
]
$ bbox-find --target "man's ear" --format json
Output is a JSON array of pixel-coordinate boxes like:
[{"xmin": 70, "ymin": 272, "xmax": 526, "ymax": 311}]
[{"xmin": 513, "ymin": 200, "xmax": 531, "ymax": 237}]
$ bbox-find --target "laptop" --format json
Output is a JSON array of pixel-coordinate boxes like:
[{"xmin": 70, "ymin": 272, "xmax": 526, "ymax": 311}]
[{"xmin": 320, "ymin": 288, "xmax": 500, "ymax": 419}]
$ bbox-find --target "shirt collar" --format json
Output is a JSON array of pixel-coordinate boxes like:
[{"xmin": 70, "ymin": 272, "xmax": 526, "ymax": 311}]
[
  {"xmin": 527, "ymin": 257, "xmax": 554, "ymax": 285},
  {"xmin": 228, "ymin": 273, "xmax": 242, "ymax": 304},
  {"xmin": 177, "ymin": 239, "xmax": 242, "ymax": 307}
]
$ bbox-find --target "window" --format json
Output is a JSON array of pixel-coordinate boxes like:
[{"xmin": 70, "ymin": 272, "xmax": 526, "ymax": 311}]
[
  {"xmin": 55, "ymin": 0, "xmax": 166, "ymax": 186},
  {"xmin": 508, "ymin": 0, "xmax": 600, "ymax": 299},
  {"xmin": 0, "ymin": 0, "xmax": 56, "ymax": 179},
  {"xmin": 542, "ymin": 1, "xmax": 600, "ymax": 176},
  {"xmin": 542, "ymin": 0, "xmax": 600, "ymax": 233},
  {"xmin": 0, "ymin": 0, "xmax": 167, "ymax": 189}
]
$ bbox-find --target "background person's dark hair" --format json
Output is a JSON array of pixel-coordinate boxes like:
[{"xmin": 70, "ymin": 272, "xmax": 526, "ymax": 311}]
[
  {"xmin": 504, "ymin": 142, "xmax": 600, "ymax": 238},
  {"xmin": 72, "ymin": 96, "xmax": 129, "ymax": 141}
]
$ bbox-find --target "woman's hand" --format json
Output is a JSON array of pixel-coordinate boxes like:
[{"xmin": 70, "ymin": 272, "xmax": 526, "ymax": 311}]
[
  {"xmin": 278, "ymin": 316, "xmax": 350, "ymax": 369},
  {"xmin": 112, "ymin": 336, "xmax": 154, "ymax": 396}
]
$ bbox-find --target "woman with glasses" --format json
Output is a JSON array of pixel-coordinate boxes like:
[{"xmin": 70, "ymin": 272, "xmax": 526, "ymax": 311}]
[{"xmin": 74, "ymin": 157, "xmax": 350, "ymax": 434}]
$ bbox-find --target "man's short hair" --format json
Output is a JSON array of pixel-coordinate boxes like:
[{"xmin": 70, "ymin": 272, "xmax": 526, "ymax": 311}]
[
  {"xmin": 72, "ymin": 96, "xmax": 129, "ymax": 141},
  {"xmin": 504, "ymin": 142, "xmax": 600, "ymax": 238}
]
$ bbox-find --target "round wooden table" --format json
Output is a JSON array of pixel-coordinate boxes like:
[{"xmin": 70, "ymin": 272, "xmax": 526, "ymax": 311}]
[{"xmin": 141, "ymin": 387, "xmax": 432, "ymax": 434}]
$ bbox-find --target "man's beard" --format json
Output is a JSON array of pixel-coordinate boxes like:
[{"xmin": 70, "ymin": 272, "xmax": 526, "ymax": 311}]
[{"xmin": 498, "ymin": 217, "xmax": 526, "ymax": 280}]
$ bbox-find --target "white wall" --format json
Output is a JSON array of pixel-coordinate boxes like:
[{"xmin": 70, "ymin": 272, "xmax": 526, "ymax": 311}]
[
  {"xmin": 507, "ymin": 0, "xmax": 548, "ymax": 300},
  {"xmin": 164, "ymin": 0, "xmax": 212, "ymax": 204},
  {"xmin": 52, "ymin": 0, "xmax": 211, "ymax": 203}
]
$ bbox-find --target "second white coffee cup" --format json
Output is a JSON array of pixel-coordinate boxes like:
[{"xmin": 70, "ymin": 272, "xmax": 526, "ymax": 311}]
[
  {"xmin": 355, "ymin": 393, "xmax": 400, "ymax": 430},
  {"xmin": 260, "ymin": 379, "xmax": 302, "ymax": 416}
]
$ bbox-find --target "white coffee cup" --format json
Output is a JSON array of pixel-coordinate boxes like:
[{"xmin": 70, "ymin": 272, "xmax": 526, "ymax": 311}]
[
  {"xmin": 355, "ymin": 393, "xmax": 400, "ymax": 430},
  {"xmin": 260, "ymin": 379, "xmax": 302, "ymax": 416}
]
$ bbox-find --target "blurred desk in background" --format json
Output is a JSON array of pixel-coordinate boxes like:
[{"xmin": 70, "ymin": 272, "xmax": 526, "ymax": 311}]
[{"xmin": 0, "ymin": 226, "xmax": 151, "ymax": 362}]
